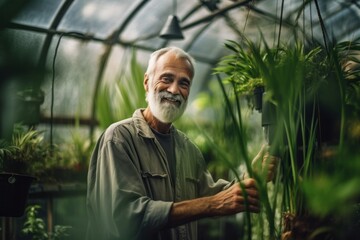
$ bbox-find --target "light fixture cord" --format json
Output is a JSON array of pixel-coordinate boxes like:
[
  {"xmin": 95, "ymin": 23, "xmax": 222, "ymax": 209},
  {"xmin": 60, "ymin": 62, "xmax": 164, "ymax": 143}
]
[{"xmin": 173, "ymin": 0, "xmax": 177, "ymax": 15}]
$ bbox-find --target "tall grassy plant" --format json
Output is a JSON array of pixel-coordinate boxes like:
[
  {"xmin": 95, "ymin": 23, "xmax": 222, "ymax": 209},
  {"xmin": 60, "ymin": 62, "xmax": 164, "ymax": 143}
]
[
  {"xmin": 218, "ymin": 74, "xmax": 281, "ymax": 240},
  {"xmin": 214, "ymin": 38, "xmax": 332, "ymax": 239},
  {"xmin": 214, "ymin": 41, "xmax": 282, "ymax": 239},
  {"xmin": 96, "ymin": 48, "xmax": 146, "ymax": 129},
  {"xmin": 299, "ymin": 40, "xmax": 360, "ymax": 238}
]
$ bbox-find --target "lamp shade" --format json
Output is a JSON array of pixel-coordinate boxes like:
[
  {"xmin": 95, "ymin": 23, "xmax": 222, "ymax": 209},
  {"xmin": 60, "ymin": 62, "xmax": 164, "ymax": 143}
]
[{"xmin": 159, "ymin": 15, "xmax": 184, "ymax": 40}]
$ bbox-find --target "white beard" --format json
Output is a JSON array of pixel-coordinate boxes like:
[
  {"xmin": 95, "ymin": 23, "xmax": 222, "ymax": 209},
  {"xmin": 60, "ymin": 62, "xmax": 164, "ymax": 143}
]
[{"xmin": 146, "ymin": 89, "xmax": 187, "ymax": 123}]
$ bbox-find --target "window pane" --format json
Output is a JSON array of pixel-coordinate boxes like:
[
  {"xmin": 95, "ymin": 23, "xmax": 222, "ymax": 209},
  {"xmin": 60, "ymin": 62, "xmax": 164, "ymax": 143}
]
[
  {"xmin": 59, "ymin": 0, "xmax": 141, "ymax": 39},
  {"xmin": 42, "ymin": 37, "xmax": 104, "ymax": 118},
  {"xmin": 11, "ymin": 0, "xmax": 64, "ymax": 28}
]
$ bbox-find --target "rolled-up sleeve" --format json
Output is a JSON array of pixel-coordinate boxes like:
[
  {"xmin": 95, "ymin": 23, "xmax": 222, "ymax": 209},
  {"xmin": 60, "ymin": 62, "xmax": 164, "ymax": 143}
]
[{"xmin": 196, "ymin": 154, "xmax": 232, "ymax": 197}]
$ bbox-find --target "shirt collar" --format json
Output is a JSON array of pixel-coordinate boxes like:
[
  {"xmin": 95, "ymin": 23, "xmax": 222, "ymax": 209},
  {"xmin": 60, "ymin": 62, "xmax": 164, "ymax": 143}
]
[{"xmin": 133, "ymin": 109, "xmax": 176, "ymax": 138}]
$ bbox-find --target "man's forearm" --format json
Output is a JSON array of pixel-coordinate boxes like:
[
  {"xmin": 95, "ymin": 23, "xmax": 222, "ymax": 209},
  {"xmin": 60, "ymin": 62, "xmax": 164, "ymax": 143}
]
[
  {"xmin": 167, "ymin": 196, "xmax": 213, "ymax": 227},
  {"xmin": 166, "ymin": 179, "xmax": 260, "ymax": 228}
]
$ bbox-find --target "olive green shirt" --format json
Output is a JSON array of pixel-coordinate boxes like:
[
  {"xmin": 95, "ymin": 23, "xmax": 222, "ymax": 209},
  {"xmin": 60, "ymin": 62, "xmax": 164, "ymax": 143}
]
[{"xmin": 86, "ymin": 109, "xmax": 231, "ymax": 240}]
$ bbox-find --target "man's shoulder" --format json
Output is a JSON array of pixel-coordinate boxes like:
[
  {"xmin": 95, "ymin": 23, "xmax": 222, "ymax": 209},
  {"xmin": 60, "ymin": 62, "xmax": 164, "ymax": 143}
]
[
  {"xmin": 102, "ymin": 116, "xmax": 136, "ymax": 141},
  {"xmin": 110, "ymin": 117, "xmax": 134, "ymax": 129}
]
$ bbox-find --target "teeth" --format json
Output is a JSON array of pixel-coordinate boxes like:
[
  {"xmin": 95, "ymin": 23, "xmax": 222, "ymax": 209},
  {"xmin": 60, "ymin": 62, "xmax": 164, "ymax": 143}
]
[{"xmin": 164, "ymin": 97, "xmax": 178, "ymax": 102}]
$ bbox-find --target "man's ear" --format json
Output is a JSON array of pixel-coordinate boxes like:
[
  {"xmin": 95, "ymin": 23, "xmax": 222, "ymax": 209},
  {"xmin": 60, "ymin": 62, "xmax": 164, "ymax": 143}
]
[{"xmin": 144, "ymin": 73, "xmax": 149, "ymax": 92}]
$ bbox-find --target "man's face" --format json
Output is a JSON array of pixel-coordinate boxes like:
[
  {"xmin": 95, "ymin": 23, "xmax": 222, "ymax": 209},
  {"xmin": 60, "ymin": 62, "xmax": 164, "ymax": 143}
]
[{"xmin": 145, "ymin": 52, "xmax": 193, "ymax": 123}]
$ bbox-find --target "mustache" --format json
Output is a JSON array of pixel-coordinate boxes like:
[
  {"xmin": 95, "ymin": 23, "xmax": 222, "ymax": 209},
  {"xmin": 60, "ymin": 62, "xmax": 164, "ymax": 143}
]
[{"xmin": 158, "ymin": 91, "xmax": 184, "ymax": 103}]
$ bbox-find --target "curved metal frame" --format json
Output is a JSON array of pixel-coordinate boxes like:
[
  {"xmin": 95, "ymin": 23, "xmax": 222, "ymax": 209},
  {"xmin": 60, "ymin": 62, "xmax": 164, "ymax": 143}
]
[{"xmin": 3, "ymin": 0, "xmax": 359, "ymax": 131}]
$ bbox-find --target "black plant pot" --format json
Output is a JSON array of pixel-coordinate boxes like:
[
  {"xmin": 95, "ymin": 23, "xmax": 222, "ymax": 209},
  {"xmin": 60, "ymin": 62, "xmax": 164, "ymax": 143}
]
[
  {"xmin": 261, "ymin": 91, "xmax": 284, "ymax": 157},
  {"xmin": 253, "ymin": 86, "xmax": 265, "ymax": 112},
  {"xmin": 0, "ymin": 173, "xmax": 36, "ymax": 217},
  {"xmin": 261, "ymin": 92, "xmax": 276, "ymax": 144}
]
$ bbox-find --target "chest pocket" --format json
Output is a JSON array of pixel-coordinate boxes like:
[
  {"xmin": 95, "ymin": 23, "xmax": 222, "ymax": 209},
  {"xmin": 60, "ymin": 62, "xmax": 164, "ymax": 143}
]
[
  {"xmin": 141, "ymin": 171, "xmax": 172, "ymax": 200},
  {"xmin": 184, "ymin": 176, "xmax": 199, "ymax": 199}
]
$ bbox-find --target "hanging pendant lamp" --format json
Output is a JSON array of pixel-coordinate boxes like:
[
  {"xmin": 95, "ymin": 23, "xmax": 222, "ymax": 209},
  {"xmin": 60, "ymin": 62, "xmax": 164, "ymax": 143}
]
[
  {"xmin": 160, "ymin": 15, "xmax": 184, "ymax": 39},
  {"xmin": 159, "ymin": 0, "xmax": 184, "ymax": 40}
]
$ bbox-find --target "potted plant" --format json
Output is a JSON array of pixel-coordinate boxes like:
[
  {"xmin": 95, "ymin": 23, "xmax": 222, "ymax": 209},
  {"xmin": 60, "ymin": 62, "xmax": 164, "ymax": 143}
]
[
  {"xmin": 214, "ymin": 40, "xmax": 267, "ymax": 112},
  {"xmin": 0, "ymin": 124, "xmax": 48, "ymax": 217},
  {"xmin": 45, "ymin": 129, "xmax": 94, "ymax": 183},
  {"xmin": 212, "ymin": 34, "xmax": 360, "ymax": 239}
]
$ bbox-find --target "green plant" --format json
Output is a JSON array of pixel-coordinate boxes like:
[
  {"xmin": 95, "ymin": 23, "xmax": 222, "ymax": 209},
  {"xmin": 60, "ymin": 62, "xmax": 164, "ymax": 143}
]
[
  {"xmin": 22, "ymin": 205, "xmax": 71, "ymax": 240},
  {"xmin": 52, "ymin": 127, "xmax": 95, "ymax": 175},
  {"xmin": 65, "ymin": 130, "xmax": 94, "ymax": 170},
  {"xmin": 213, "ymin": 37, "xmax": 360, "ymax": 239},
  {"xmin": 0, "ymin": 124, "xmax": 49, "ymax": 177},
  {"xmin": 0, "ymin": 122, "xmax": 96, "ymax": 183},
  {"xmin": 214, "ymin": 40, "xmax": 267, "ymax": 96},
  {"xmin": 96, "ymin": 48, "xmax": 146, "ymax": 129}
]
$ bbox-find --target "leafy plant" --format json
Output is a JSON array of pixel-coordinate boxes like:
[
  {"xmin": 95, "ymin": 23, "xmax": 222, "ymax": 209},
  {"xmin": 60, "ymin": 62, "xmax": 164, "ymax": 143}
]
[
  {"xmin": 0, "ymin": 124, "xmax": 49, "ymax": 177},
  {"xmin": 22, "ymin": 205, "xmax": 71, "ymax": 240},
  {"xmin": 212, "ymin": 34, "xmax": 360, "ymax": 239},
  {"xmin": 96, "ymin": 48, "xmax": 146, "ymax": 129},
  {"xmin": 214, "ymin": 40, "xmax": 267, "ymax": 96},
  {"xmin": 66, "ymin": 130, "xmax": 94, "ymax": 170},
  {"xmin": 0, "ymin": 122, "xmax": 97, "ymax": 183},
  {"xmin": 55, "ymin": 117, "xmax": 95, "ymax": 172}
]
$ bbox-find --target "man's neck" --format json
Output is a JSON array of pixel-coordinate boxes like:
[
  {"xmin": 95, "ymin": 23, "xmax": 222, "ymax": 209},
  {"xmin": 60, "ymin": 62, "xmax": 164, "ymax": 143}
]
[{"xmin": 142, "ymin": 107, "xmax": 172, "ymax": 134}]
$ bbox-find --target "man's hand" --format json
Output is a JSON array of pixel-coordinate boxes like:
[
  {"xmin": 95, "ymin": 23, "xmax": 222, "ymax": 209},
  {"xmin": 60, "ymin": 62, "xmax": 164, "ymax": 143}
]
[
  {"xmin": 168, "ymin": 178, "xmax": 260, "ymax": 227},
  {"xmin": 249, "ymin": 144, "xmax": 280, "ymax": 182},
  {"xmin": 210, "ymin": 178, "xmax": 260, "ymax": 215}
]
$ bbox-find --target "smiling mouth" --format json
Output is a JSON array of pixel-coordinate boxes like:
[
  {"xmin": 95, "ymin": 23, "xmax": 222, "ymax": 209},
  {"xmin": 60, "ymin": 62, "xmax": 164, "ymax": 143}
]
[{"xmin": 161, "ymin": 97, "xmax": 181, "ymax": 106}]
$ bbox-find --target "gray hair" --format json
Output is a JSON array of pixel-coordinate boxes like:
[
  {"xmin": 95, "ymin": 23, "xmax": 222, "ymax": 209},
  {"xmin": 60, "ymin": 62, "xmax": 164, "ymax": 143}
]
[{"xmin": 145, "ymin": 46, "xmax": 195, "ymax": 79}]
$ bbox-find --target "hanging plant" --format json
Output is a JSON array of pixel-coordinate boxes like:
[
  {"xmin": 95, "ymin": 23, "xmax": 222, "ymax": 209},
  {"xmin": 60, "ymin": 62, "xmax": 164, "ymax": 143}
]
[
  {"xmin": 0, "ymin": 124, "xmax": 49, "ymax": 175},
  {"xmin": 213, "ymin": 34, "xmax": 360, "ymax": 239},
  {"xmin": 0, "ymin": 124, "xmax": 47, "ymax": 217}
]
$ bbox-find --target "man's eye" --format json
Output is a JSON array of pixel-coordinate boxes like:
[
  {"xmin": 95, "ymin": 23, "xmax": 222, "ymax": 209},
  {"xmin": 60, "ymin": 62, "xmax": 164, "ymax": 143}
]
[
  {"xmin": 180, "ymin": 80, "xmax": 190, "ymax": 88},
  {"xmin": 162, "ymin": 76, "xmax": 172, "ymax": 82}
]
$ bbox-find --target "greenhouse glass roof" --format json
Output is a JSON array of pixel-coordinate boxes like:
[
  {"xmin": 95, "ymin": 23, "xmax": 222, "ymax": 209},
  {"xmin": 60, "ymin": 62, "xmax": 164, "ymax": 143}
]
[{"xmin": 1, "ymin": 0, "xmax": 360, "ymax": 140}]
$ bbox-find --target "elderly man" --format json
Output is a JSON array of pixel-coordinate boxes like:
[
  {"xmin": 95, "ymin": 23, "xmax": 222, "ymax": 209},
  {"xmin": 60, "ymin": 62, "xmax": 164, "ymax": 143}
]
[{"xmin": 86, "ymin": 47, "xmax": 271, "ymax": 240}]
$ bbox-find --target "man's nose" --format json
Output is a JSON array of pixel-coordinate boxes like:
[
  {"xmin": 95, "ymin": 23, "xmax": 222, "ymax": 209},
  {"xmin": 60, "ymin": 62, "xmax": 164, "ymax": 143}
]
[{"xmin": 167, "ymin": 81, "xmax": 180, "ymax": 95}]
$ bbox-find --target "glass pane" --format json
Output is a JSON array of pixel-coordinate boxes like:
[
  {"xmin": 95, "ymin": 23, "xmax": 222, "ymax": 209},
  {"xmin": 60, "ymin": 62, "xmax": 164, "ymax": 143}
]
[
  {"xmin": 42, "ymin": 37, "xmax": 104, "ymax": 118},
  {"xmin": 323, "ymin": 7, "xmax": 360, "ymax": 41},
  {"xmin": 0, "ymin": 29, "xmax": 45, "ymax": 68},
  {"xmin": 120, "ymin": 0, "xmax": 171, "ymax": 43},
  {"xmin": 188, "ymin": 61, "xmax": 212, "ymax": 103},
  {"xmin": 188, "ymin": 19, "xmax": 236, "ymax": 63},
  {"xmin": 136, "ymin": 37, "xmax": 167, "ymax": 51},
  {"xmin": 11, "ymin": 0, "xmax": 64, "ymax": 28},
  {"xmin": 121, "ymin": 0, "xmax": 199, "ymax": 43},
  {"xmin": 102, "ymin": 45, "xmax": 128, "ymax": 85},
  {"xmin": 59, "ymin": 0, "xmax": 141, "ymax": 39}
]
